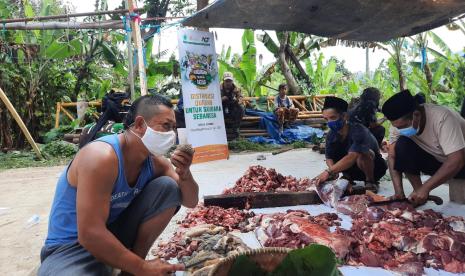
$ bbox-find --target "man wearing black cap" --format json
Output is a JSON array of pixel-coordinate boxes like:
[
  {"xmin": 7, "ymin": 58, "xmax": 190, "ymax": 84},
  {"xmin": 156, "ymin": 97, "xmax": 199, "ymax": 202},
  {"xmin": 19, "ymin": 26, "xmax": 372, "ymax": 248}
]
[
  {"xmin": 313, "ymin": 96, "xmax": 387, "ymax": 192},
  {"xmin": 382, "ymin": 90, "xmax": 465, "ymax": 205}
]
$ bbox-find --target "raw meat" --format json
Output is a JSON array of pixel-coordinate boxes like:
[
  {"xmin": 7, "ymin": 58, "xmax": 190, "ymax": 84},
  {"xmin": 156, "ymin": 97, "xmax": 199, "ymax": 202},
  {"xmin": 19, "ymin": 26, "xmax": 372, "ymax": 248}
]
[
  {"xmin": 315, "ymin": 179, "xmax": 349, "ymax": 207},
  {"xmin": 254, "ymin": 210, "xmax": 352, "ymax": 258},
  {"xmin": 344, "ymin": 197, "xmax": 465, "ymax": 273},
  {"xmin": 223, "ymin": 165, "xmax": 311, "ymax": 194},
  {"xmin": 180, "ymin": 204, "xmax": 256, "ymax": 232}
]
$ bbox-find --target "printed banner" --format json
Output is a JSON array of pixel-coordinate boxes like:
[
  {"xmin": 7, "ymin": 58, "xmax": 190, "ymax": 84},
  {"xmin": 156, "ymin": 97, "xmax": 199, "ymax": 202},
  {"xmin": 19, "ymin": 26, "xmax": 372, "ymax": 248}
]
[{"xmin": 178, "ymin": 29, "xmax": 229, "ymax": 163}]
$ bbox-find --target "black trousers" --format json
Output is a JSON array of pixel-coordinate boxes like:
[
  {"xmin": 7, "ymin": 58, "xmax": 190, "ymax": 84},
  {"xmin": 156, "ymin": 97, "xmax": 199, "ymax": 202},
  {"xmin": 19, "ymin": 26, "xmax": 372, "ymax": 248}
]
[
  {"xmin": 394, "ymin": 136, "xmax": 465, "ymax": 178},
  {"xmin": 369, "ymin": 125, "xmax": 385, "ymax": 147}
]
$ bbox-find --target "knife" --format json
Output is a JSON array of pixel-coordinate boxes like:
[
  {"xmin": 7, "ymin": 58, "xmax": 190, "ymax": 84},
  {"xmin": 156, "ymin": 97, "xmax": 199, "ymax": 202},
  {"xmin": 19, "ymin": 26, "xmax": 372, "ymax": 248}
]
[{"xmin": 368, "ymin": 195, "xmax": 443, "ymax": 207}]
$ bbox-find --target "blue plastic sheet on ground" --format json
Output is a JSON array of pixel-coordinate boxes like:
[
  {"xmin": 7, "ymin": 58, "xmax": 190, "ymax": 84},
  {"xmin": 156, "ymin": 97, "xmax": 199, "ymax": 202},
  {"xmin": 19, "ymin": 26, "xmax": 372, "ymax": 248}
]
[{"xmin": 244, "ymin": 109, "xmax": 324, "ymax": 144}]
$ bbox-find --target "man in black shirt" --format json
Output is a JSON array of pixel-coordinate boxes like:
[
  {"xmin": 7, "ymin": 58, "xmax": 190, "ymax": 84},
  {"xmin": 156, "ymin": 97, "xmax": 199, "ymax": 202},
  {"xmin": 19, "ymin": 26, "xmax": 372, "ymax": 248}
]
[
  {"xmin": 313, "ymin": 96, "xmax": 387, "ymax": 192},
  {"xmin": 349, "ymin": 87, "xmax": 385, "ymax": 146}
]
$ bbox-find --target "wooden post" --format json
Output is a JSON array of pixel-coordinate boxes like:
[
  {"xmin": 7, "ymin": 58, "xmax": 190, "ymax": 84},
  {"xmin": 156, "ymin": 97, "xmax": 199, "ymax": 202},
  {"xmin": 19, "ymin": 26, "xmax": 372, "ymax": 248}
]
[
  {"xmin": 55, "ymin": 102, "xmax": 61, "ymax": 129},
  {"xmin": 127, "ymin": 0, "xmax": 148, "ymax": 96},
  {"xmin": 124, "ymin": 0, "xmax": 135, "ymax": 100},
  {"xmin": 197, "ymin": 0, "xmax": 209, "ymax": 31},
  {"xmin": 0, "ymin": 86, "xmax": 43, "ymax": 159}
]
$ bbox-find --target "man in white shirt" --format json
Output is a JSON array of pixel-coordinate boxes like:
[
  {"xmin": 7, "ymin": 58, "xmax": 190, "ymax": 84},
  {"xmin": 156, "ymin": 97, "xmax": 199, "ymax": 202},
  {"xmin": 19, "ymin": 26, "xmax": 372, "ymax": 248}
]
[{"xmin": 382, "ymin": 90, "xmax": 465, "ymax": 206}]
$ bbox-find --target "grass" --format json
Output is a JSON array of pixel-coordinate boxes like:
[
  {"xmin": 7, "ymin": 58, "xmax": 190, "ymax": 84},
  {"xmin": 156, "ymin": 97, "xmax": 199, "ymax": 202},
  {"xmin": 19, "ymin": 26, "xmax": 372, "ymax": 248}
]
[
  {"xmin": 228, "ymin": 139, "xmax": 313, "ymax": 152},
  {"xmin": 0, "ymin": 151, "xmax": 70, "ymax": 171},
  {"xmin": 228, "ymin": 139, "xmax": 278, "ymax": 152}
]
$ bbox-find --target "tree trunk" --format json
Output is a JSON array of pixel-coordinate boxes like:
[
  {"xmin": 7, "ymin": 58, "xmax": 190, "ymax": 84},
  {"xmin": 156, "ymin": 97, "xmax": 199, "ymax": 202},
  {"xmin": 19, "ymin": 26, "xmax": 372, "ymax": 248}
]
[
  {"xmin": 286, "ymin": 45, "xmax": 311, "ymax": 90},
  {"xmin": 0, "ymin": 104, "xmax": 13, "ymax": 150},
  {"xmin": 278, "ymin": 32, "xmax": 300, "ymax": 95},
  {"xmin": 395, "ymin": 53, "xmax": 406, "ymax": 91},
  {"xmin": 197, "ymin": 0, "xmax": 209, "ymax": 31},
  {"xmin": 424, "ymin": 63, "xmax": 434, "ymax": 94}
]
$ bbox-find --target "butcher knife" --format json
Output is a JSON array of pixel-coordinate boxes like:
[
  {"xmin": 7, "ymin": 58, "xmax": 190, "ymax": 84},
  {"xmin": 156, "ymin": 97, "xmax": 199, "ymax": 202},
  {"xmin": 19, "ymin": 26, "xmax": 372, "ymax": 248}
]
[{"xmin": 368, "ymin": 195, "xmax": 443, "ymax": 207}]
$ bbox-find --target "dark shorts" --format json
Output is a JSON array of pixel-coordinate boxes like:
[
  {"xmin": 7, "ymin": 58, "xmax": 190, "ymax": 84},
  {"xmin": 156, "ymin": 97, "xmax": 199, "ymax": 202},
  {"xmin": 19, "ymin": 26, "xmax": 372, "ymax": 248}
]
[
  {"xmin": 38, "ymin": 176, "xmax": 182, "ymax": 276},
  {"xmin": 343, "ymin": 154, "xmax": 387, "ymax": 182},
  {"xmin": 394, "ymin": 136, "xmax": 465, "ymax": 178}
]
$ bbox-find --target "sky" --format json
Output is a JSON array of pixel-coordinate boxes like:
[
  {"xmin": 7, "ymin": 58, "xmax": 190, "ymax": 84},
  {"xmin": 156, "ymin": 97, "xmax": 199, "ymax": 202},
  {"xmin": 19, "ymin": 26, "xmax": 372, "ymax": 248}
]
[{"xmin": 70, "ymin": 0, "xmax": 465, "ymax": 74}]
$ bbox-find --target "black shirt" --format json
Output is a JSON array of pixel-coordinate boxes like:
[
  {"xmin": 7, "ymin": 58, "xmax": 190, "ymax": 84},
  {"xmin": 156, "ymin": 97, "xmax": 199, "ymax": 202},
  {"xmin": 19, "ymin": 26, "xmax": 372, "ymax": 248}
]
[
  {"xmin": 325, "ymin": 122, "xmax": 380, "ymax": 162},
  {"xmin": 349, "ymin": 99, "xmax": 378, "ymax": 128}
]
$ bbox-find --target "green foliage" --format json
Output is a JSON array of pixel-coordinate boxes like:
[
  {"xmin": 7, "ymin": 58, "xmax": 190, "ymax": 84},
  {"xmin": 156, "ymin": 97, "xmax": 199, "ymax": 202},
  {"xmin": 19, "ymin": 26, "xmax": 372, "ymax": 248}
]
[
  {"xmin": 0, "ymin": 151, "xmax": 70, "ymax": 171},
  {"xmin": 42, "ymin": 126, "xmax": 74, "ymax": 144},
  {"xmin": 228, "ymin": 244, "xmax": 338, "ymax": 276},
  {"xmin": 42, "ymin": 141, "xmax": 78, "ymax": 158},
  {"xmin": 228, "ymin": 139, "xmax": 277, "ymax": 152},
  {"xmin": 291, "ymin": 141, "xmax": 308, "ymax": 149}
]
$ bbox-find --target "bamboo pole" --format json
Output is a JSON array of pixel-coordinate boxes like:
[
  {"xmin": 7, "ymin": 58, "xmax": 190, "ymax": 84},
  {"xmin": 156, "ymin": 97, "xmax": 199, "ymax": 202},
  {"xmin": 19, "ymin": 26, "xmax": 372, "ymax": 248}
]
[
  {"xmin": 60, "ymin": 106, "xmax": 75, "ymax": 121},
  {"xmin": 0, "ymin": 86, "xmax": 43, "ymax": 159},
  {"xmin": 2, "ymin": 21, "xmax": 123, "ymax": 30},
  {"xmin": 55, "ymin": 103, "xmax": 61, "ymax": 128},
  {"xmin": 0, "ymin": 8, "xmax": 145, "ymax": 24},
  {"xmin": 124, "ymin": 0, "xmax": 135, "ymax": 100},
  {"xmin": 128, "ymin": 0, "xmax": 148, "ymax": 96}
]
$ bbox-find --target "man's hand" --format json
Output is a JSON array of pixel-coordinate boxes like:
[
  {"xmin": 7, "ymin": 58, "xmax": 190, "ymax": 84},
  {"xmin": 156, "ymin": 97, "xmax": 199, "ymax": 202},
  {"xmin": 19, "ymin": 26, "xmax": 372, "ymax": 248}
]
[
  {"xmin": 312, "ymin": 170, "xmax": 330, "ymax": 186},
  {"xmin": 388, "ymin": 193, "xmax": 406, "ymax": 201},
  {"xmin": 408, "ymin": 186, "xmax": 429, "ymax": 206},
  {"xmin": 170, "ymin": 149, "xmax": 194, "ymax": 180},
  {"xmin": 137, "ymin": 259, "xmax": 185, "ymax": 276}
]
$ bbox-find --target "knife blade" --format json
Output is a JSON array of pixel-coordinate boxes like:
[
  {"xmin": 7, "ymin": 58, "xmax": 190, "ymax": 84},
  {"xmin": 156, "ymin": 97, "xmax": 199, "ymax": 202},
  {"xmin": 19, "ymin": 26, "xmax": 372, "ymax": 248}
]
[{"xmin": 368, "ymin": 195, "xmax": 443, "ymax": 207}]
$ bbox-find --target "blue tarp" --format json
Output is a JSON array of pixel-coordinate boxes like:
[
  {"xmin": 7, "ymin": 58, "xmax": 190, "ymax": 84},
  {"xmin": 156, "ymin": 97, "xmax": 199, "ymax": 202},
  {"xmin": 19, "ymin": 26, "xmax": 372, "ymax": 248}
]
[{"xmin": 245, "ymin": 109, "xmax": 324, "ymax": 144}]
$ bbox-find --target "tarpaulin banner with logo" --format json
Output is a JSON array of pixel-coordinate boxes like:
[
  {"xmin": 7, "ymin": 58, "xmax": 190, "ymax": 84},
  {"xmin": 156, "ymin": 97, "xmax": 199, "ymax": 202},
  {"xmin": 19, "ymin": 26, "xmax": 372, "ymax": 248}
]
[{"xmin": 178, "ymin": 28, "xmax": 229, "ymax": 163}]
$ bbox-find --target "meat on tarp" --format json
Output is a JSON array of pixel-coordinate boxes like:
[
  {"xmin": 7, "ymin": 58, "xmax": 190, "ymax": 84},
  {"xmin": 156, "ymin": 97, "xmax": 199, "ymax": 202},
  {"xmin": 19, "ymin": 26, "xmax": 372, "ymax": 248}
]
[{"xmin": 223, "ymin": 165, "xmax": 311, "ymax": 194}]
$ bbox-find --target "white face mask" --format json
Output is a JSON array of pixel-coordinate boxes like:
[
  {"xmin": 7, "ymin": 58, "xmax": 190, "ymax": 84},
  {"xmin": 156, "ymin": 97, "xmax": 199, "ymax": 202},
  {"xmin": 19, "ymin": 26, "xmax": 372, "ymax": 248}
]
[{"xmin": 132, "ymin": 121, "xmax": 176, "ymax": 156}]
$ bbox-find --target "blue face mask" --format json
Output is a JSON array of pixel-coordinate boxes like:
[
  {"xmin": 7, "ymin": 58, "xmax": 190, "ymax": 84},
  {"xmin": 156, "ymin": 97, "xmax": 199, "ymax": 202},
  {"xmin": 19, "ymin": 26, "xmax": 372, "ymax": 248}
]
[
  {"xmin": 328, "ymin": 118, "xmax": 344, "ymax": 132},
  {"xmin": 398, "ymin": 125, "xmax": 418, "ymax": 137}
]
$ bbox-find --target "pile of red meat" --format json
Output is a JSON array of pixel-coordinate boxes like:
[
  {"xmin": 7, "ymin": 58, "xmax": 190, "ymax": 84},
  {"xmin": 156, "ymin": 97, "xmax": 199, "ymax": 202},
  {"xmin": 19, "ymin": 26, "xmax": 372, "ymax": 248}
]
[
  {"xmin": 179, "ymin": 204, "xmax": 255, "ymax": 232},
  {"xmin": 337, "ymin": 199, "xmax": 465, "ymax": 274},
  {"xmin": 254, "ymin": 210, "xmax": 353, "ymax": 258},
  {"xmin": 223, "ymin": 165, "xmax": 311, "ymax": 194}
]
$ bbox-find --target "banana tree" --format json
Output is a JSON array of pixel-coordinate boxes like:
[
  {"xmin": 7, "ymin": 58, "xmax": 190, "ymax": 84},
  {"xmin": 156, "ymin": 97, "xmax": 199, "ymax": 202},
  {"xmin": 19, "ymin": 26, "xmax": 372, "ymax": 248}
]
[
  {"xmin": 218, "ymin": 29, "xmax": 274, "ymax": 97},
  {"xmin": 304, "ymin": 53, "xmax": 342, "ymax": 94},
  {"xmin": 257, "ymin": 31, "xmax": 324, "ymax": 95}
]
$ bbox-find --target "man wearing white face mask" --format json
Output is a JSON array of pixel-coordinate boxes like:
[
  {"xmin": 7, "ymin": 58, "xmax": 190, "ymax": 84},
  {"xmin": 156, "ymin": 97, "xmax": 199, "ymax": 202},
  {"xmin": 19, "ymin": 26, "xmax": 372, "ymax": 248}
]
[
  {"xmin": 383, "ymin": 89, "xmax": 465, "ymax": 206},
  {"xmin": 39, "ymin": 94, "xmax": 198, "ymax": 275}
]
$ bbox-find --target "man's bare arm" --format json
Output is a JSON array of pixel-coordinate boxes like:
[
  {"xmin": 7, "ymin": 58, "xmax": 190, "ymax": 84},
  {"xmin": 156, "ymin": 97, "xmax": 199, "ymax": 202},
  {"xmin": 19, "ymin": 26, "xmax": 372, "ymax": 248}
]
[
  {"xmin": 75, "ymin": 144, "xmax": 145, "ymax": 275},
  {"xmin": 387, "ymin": 142, "xmax": 405, "ymax": 198},
  {"xmin": 155, "ymin": 152, "xmax": 199, "ymax": 208}
]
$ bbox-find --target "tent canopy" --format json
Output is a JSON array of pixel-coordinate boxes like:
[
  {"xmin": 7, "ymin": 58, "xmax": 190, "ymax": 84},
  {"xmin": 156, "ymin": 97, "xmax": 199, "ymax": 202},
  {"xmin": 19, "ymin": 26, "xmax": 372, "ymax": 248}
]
[{"xmin": 182, "ymin": 0, "xmax": 465, "ymax": 41}]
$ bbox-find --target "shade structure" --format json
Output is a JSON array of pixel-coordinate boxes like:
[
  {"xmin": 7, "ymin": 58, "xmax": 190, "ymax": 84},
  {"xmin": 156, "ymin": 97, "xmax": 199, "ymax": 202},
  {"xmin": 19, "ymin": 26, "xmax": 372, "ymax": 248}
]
[{"xmin": 182, "ymin": 0, "xmax": 465, "ymax": 41}]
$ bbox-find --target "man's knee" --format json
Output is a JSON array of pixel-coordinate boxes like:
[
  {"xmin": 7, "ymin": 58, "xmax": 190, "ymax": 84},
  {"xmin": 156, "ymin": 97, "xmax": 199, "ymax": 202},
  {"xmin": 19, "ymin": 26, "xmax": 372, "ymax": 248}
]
[{"xmin": 145, "ymin": 176, "xmax": 180, "ymax": 198}]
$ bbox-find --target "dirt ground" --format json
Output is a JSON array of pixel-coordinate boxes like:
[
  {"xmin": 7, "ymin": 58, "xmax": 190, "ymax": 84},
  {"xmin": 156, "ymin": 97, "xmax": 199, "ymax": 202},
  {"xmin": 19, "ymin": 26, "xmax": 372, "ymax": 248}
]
[{"xmin": 0, "ymin": 166, "xmax": 63, "ymax": 275}]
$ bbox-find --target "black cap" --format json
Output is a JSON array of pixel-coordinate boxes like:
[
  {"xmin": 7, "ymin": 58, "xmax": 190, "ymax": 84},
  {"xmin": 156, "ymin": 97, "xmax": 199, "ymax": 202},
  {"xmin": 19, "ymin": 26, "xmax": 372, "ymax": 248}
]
[
  {"xmin": 382, "ymin": 90, "xmax": 416, "ymax": 121},
  {"xmin": 323, "ymin": 96, "xmax": 348, "ymax": 113}
]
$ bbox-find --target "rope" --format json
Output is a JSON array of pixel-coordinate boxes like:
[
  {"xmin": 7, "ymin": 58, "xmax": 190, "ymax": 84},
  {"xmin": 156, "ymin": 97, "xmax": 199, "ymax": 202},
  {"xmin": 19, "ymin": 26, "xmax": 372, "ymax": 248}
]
[{"xmin": 421, "ymin": 47, "xmax": 427, "ymax": 70}]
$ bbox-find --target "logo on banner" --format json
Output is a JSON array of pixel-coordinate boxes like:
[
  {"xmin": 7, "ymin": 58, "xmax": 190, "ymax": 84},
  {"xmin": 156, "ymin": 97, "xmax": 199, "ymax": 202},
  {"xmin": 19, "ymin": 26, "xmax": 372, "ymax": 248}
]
[{"xmin": 181, "ymin": 52, "xmax": 217, "ymax": 89}]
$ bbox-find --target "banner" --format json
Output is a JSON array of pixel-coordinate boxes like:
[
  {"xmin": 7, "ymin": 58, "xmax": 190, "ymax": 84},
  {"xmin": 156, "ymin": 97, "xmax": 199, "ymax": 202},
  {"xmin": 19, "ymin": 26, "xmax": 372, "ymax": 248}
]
[{"xmin": 178, "ymin": 29, "xmax": 229, "ymax": 163}]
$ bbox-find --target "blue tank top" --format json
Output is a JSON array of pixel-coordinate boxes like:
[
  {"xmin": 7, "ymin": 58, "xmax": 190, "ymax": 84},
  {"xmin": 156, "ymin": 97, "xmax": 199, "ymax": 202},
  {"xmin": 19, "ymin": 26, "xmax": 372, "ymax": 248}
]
[{"xmin": 45, "ymin": 134, "xmax": 154, "ymax": 246}]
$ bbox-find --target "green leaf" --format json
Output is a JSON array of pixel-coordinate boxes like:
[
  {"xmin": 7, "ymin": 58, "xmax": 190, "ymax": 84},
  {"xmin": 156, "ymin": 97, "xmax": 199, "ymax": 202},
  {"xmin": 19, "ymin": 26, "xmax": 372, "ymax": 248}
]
[
  {"xmin": 228, "ymin": 255, "xmax": 267, "ymax": 276},
  {"xmin": 23, "ymin": 0, "xmax": 35, "ymax": 18},
  {"xmin": 432, "ymin": 61, "xmax": 446, "ymax": 88},
  {"xmin": 272, "ymin": 244, "xmax": 339, "ymax": 276},
  {"xmin": 257, "ymin": 32, "xmax": 279, "ymax": 57},
  {"xmin": 145, "ymin": 38, "xmax": 153, "ymax": 62},
  {"xmin": 45, "ymin": 38, "xmax": 82, "ymax": 59}
]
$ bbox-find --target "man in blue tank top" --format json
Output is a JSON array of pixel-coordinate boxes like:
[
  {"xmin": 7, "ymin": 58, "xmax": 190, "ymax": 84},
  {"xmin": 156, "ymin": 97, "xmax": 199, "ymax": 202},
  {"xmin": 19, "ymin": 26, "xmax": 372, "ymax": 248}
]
[{"xmin": 39, "ymin": 94, "xmax": 199, "ymax": 275}]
